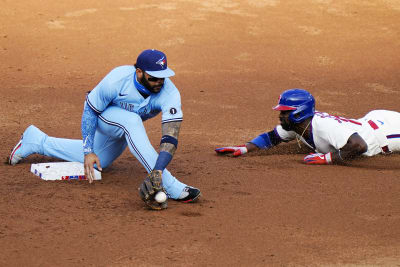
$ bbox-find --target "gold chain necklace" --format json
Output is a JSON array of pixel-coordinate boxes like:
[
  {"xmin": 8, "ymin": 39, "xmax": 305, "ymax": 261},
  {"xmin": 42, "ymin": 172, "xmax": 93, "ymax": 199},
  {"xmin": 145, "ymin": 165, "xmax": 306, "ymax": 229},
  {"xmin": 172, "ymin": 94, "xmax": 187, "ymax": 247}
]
[{"xmin": 296, "ymin": 120, "xmax": 311, "ymax": 149}]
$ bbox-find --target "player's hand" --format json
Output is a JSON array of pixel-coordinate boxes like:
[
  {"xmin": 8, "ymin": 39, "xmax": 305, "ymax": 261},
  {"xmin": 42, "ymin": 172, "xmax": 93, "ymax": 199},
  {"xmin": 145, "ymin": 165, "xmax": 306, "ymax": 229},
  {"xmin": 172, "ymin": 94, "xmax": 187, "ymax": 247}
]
[
  {"xmin": 139, "ymin": 170, "xmax": 167, "ymax": 210},
  {"xmin": 304, "ymin": 152, "xmax": 332, "ymax": 165},
  {"xmin": 84, "ymin": 153, "xmax": 102, "ymax": 183},
  {"xmin": 215, "ymin": 145, "xmax": 248, "ymax": 157}
]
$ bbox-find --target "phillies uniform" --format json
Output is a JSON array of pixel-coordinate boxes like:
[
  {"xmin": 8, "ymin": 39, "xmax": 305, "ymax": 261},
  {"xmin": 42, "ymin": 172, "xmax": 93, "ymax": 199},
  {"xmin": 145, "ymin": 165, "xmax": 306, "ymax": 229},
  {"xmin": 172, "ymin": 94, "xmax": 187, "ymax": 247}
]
[
  {"xmin": 9, "ymin": 65, "xmax": 188, "ymax": 199},
  {"xmin": 276, "ymin": 110, "xmax": 400, "ymax": 156},
  {"xmin": 215, "ymin": 89, "xmax": 400, "ymax": 164}
]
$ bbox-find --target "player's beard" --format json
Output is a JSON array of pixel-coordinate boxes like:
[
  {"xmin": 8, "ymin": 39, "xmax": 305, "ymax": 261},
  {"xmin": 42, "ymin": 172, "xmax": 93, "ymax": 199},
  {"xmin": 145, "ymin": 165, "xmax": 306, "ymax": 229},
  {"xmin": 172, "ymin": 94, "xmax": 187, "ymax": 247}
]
[
  {"xmin": 280, "ymin": 118, "xmax": 294, "ymax": 131},
  {"xmin": 139, "ymin": 75, "xmax": 164, "ymax": 94}
]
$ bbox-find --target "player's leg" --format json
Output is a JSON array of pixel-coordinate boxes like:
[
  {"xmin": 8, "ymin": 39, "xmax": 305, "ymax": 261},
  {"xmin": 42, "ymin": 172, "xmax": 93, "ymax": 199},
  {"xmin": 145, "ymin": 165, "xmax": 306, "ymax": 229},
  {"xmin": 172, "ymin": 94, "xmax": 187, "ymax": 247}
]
[
  {"xmin": 9, "ymin": 125, "xmax": 84, "ymax": 165},
  {"xmin": 8, "ymin": 125, "xmax": 125, "ymax": 168},
  {"xmin": 98, "ymin": 106, "xmax": 199, "ymax": 200},
  {"xmin": 364, "ymin": 110, "xmax": 400, "ymax": 152},
  {"xmin": 92, "ymin": 130, "xmax": 127, "ymax": 168},
  {"xmin": 379, "ymin": 110, "xmax": 400, "ymax": 152}
]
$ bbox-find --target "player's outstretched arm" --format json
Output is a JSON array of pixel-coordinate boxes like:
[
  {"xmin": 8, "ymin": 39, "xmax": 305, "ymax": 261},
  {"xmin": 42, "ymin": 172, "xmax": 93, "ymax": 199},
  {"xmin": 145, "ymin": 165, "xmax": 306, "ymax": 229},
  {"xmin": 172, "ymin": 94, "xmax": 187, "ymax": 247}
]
[
  {"xmin": 215, "ymin": 143, "xmax": 257, "ymax": 157},
  {"xmin": 138, "ymin": 121, "xmax": 181, "ymax": 211},
  {"xmin": 215, "ymin": 130, "xmax": 282, "ymax": 157},
  {"xmin": 304, "ymin": 133, "xmax": 368, "ymax": 164},
  {"xmin": 159, "ymin": 121, "xmax": 180, "ymax": 156},
  {"xmin": 151, "ymin": 121, "xmax": 181, "ymax": 171},
  {"xmin": 81, "ymin": 102, "xmax": 102, "ymax": 183}
]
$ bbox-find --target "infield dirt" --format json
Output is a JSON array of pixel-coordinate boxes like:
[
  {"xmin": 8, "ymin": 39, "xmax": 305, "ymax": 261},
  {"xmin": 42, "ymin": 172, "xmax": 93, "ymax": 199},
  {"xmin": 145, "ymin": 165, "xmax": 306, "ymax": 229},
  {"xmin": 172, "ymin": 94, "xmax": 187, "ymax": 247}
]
[{"xmin": 1, "ymin": 0, "xmax": 400, "ymax": 266}]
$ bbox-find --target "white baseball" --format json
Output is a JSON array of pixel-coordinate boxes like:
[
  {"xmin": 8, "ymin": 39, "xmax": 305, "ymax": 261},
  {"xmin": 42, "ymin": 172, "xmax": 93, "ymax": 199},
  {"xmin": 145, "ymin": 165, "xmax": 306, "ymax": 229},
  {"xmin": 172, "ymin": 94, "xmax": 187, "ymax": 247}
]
[{"xmin": 155, "ymin": 191, "xmax": 167, "ymax": 203}]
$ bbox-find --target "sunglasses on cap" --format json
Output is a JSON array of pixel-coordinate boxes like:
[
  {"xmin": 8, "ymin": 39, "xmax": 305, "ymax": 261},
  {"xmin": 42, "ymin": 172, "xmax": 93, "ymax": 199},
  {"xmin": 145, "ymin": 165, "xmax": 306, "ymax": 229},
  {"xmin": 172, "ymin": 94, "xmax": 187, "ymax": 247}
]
[{"xmin": 147, "ymin": 76, "xmax": 164, "ymax": 82}]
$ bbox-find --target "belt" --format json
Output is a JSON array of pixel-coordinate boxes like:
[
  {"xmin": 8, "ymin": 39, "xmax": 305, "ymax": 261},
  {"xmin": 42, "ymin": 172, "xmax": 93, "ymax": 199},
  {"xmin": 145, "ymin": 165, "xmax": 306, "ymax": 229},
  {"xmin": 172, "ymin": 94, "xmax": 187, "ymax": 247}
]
[{"xmin": 367, "ymin": 120, "xmax": 391, "ymax": 154}]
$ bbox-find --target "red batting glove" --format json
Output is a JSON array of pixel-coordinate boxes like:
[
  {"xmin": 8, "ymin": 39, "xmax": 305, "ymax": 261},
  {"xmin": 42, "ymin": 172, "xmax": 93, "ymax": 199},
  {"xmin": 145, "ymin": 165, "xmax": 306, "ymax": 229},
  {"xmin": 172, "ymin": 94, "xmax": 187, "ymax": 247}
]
[
  {"xmin": 215, "ymin": 145, "xmax": 248, "ymax": 157},
  {"xmin": 303, "ymin": 152, "xmax": 332, "ymax": 165}
]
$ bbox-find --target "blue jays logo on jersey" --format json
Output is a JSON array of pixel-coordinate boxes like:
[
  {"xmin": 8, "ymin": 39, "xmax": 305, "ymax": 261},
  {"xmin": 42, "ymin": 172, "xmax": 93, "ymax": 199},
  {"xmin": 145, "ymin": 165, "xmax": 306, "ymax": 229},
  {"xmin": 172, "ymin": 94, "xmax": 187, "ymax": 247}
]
[{"xmin": 156, "ymin": 57, "xmax": 166, "ymax": 69}]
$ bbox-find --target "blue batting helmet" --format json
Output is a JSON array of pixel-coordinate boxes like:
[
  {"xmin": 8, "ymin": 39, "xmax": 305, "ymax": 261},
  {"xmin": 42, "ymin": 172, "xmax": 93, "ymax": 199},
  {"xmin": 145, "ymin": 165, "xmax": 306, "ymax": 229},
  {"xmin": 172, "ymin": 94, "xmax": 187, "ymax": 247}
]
[{"xmin": 273, "ymin": 89, "xmax": 315, "ymax": 123}]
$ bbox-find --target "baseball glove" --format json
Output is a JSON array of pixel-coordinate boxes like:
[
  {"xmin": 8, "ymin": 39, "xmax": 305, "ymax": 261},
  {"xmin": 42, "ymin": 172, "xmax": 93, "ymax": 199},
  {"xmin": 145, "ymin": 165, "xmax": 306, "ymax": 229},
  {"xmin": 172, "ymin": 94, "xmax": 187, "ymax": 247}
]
[{"xmin": 138, "ymin": 170, "xmax": 168, "ymax": 210}]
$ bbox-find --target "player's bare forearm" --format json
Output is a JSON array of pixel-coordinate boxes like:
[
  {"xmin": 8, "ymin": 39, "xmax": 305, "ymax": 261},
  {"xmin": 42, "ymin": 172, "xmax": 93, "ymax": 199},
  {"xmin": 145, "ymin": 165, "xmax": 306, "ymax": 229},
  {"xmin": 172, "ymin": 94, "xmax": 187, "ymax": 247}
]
[
  {"xmin": 160, "ymin": 142, "xmax": 177, "ymax": 155},
  {"xmin": 162, "ymin": 121, "xmax": 181, "ymax": 137},
  {"xmin": 332, "ymin": 133, "xmax": 368, "ymax": 163},
  {"xmin": 152, "ymin": 121, "xmax": 180, "ymax": 172},
  {"xmin": 160, "ymin": 121, "xmax": 181, "ymax": 156},
  {"xmin": 304, "ymin": 133, "xmax": 368, "ymax": 165}
]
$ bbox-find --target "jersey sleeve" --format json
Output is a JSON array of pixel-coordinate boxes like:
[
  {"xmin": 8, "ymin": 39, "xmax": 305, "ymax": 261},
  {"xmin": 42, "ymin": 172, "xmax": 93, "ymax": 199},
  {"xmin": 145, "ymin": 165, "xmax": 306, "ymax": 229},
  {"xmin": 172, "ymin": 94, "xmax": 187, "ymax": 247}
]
[
  {"xmin": 314, "ymin": 117, "xmax": 357, "ymax": 150},
  {"xmin": 275, "ymin": 125, "xmax": 296, "ymax": 142},
  {"xmin": 86, "ymin": 72, "xmax": 119, "ymax": 113},
  {"xmin": 160, "ymin": 82, "xmax": 183, "ymax": 124},
  {"xmin": 81, "ymin": 102, "xmax": 98, "ymax": 155}
]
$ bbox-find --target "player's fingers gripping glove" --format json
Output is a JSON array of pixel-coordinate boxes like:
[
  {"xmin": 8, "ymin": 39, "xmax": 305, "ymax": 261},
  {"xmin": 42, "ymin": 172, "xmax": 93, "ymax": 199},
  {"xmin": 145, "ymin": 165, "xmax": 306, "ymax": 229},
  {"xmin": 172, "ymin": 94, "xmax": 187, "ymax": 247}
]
[
  {"xmin": 138, "ymin": 170, "xmax": 167, "ymax": 210},
  {"xmin": 148, "ymin": 169, "xmax": 163, "ymax": 192},
  {"xmin": 215, "ymin": 145, "xmax": 248, "ymax": 157},
  {"xmin": 304, "ymin": 152, "xmax": 332, "ymax": 165}
]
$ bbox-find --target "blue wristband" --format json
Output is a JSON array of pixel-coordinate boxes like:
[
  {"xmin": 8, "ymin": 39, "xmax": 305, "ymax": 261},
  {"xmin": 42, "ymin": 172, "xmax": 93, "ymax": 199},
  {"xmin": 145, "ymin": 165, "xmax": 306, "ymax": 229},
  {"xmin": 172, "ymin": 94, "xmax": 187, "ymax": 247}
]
[
  {"xmin": 154, "ymin": 151, "xmax": 173, "ymax": 171},
  {"xmin": 250, "ymin": 133, "xmax": 272, "ymax": 149},
  {"xmin": 160, "ymin": 135, "xmax": 178, "ymax": 148}
]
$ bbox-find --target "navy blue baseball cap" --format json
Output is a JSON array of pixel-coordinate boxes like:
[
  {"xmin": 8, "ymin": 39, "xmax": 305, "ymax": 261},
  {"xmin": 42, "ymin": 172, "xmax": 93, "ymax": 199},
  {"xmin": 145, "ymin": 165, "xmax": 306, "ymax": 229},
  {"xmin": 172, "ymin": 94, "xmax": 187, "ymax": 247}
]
[{"xmin": 135, "ymin": 49, "xmax": 175, "ymax": 78}]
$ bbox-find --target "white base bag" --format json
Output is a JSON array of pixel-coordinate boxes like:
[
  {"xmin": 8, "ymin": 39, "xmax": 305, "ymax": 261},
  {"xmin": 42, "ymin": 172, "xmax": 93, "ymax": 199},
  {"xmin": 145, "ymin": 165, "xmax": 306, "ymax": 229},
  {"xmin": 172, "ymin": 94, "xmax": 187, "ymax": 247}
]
[{"xmin": 30, "ymin": 162, "xmax": 102, "ymax": 181}]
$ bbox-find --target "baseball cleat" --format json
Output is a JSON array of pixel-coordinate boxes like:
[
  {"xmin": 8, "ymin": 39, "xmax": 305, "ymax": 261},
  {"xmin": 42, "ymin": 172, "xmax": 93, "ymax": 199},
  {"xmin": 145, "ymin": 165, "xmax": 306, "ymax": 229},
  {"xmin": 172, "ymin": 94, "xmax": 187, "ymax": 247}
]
[
  {"xmin": 8, "ymin": 125, "xmax": 45, "ymax": 165},
  {"xmin": 9, "ymin": 138, "xmax": 23, "ymax": 165},
  {"xmin": 176, "ymin": 186, "xmax": 201, "ymax": 203}
]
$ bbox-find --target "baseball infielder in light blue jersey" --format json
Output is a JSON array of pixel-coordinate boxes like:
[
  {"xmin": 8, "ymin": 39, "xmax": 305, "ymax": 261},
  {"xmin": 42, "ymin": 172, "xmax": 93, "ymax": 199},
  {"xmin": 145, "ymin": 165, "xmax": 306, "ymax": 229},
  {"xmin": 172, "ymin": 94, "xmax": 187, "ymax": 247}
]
[{"xmin": 9, "ymin": 49, "xmax": 201, "ymax": 210}]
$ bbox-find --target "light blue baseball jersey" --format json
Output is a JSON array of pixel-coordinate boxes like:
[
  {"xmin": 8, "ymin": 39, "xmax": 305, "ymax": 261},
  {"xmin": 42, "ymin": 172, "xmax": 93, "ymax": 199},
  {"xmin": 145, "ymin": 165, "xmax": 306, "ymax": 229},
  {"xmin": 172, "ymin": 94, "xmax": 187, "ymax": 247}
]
[
  {"xmin": 86, "ymin": 65, "xmax": 183, "ymax": 123},
  {"xmin": 15, "ymin": 65, "xmax": 189, "ymax": 199}
]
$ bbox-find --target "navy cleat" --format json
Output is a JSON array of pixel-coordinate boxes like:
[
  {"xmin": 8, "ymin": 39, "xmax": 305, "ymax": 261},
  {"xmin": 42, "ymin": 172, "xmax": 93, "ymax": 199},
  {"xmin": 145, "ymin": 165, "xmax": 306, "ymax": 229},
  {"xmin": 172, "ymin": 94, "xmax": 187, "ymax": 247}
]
[{"xmin": 177, "ymin": 186, "xmax": 201, "ymax": 203}]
